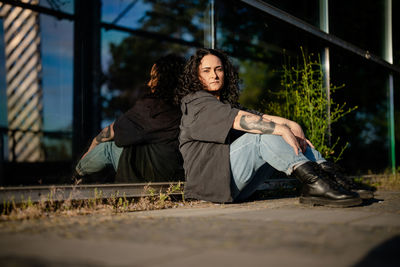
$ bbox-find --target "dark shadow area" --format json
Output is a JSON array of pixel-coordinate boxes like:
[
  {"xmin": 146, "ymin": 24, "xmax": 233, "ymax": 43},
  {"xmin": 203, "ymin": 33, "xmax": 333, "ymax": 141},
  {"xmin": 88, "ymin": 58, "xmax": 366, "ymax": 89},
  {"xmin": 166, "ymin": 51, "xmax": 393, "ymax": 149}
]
[
  {"xmin": 3, "ymin": 162, "xmax": 74, "ymax": 186},
  {"xmin": 0, "ymin": 255, "xmax": 97, "ymax": 267},
  {"xmin": 359, "ymin": 198, "xmax": 384, "ymax": 206},
  {"xmin": 2, "ymin": 162, "xmax": 116, "ymax": 186},
  {"xmin": 353, "ymin": 235, "xmax": 400, "ymax": 267}
]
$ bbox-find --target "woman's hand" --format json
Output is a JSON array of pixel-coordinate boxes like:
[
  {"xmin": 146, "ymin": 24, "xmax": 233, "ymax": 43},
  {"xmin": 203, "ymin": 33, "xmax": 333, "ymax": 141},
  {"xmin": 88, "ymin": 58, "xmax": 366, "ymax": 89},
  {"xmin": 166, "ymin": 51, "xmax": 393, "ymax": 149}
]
[
  {"xmin": 274, "ymin": 124, "xmax": 301, "ymax": 155},
  {"xmin": 80, "ymin": 123, "xmax": 115, "ymax": 160},
  {"xmin": 286, "ymin": 121, "xmax": 314, "ymax": 152}
]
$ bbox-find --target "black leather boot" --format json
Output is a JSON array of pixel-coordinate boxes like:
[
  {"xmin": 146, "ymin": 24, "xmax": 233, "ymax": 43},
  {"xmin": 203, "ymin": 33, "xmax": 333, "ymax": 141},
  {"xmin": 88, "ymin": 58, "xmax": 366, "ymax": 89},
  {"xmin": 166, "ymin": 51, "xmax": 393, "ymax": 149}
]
[
  {"xmin": 293, "ymin": 162, "xmax": 362, "ymax": 207},
  {"xmin": 319, "ymin": 161, "xmax": 375, "ymax": 200}
]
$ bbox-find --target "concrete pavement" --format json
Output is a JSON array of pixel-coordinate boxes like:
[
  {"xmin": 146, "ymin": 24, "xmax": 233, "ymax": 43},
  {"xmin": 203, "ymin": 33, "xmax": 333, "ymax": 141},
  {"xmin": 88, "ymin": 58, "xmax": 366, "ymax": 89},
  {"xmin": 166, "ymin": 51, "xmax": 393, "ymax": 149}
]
[{"xmin": 0, "ymin": 191, "xmax": 399, "ymax": 267}]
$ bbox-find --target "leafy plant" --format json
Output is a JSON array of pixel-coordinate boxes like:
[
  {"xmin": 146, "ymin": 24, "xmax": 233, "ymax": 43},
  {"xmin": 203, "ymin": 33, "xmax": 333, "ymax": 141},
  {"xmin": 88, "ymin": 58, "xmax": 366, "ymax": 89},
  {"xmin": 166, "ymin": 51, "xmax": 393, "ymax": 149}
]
[{"xmin": 264, "ymin": 48, "xmax": 357, "ymax": 161}]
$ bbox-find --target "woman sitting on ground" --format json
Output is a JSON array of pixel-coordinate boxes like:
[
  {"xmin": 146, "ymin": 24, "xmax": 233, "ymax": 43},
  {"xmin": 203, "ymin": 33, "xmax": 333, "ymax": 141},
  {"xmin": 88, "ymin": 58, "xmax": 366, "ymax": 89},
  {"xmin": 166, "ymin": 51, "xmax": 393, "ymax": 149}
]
[{"xmin": 176, "ymin": 48, "xmax": 373, "ymax": 206}]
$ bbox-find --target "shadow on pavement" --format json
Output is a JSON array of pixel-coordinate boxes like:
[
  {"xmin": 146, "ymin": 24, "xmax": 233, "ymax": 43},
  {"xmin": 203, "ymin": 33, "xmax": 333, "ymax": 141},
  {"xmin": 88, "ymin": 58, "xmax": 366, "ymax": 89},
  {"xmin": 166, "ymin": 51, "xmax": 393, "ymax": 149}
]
[
  {"xmin": 359, "ymin": 198, "xmax": 384, "ymax": 206},
  {"xmin": 353, "ymin": 235, "xmax": 400, "ymax": 267}
]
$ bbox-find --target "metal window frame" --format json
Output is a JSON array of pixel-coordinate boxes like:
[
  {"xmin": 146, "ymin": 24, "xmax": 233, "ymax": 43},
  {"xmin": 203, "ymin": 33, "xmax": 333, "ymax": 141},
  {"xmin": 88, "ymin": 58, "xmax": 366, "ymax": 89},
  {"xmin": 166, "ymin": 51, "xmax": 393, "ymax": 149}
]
[
  {"xmin": 240, "ymin": 0, "xmax": 400, "ymax": 74},
  {"xmin": 0, "ymin": 0, "xmax": 203, "ymax": 48}
]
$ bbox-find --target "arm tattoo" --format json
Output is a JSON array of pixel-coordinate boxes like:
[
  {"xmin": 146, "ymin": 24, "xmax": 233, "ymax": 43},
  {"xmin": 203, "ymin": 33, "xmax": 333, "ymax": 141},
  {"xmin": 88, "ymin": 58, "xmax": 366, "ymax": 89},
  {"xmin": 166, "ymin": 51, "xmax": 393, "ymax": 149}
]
[
  {"xmin": 240, "ymin": 115, "xmax": 275, "ymax": 134},
  {"xmin": 95, "ymin": 126, "xmax": 111, "ymax": 143}
]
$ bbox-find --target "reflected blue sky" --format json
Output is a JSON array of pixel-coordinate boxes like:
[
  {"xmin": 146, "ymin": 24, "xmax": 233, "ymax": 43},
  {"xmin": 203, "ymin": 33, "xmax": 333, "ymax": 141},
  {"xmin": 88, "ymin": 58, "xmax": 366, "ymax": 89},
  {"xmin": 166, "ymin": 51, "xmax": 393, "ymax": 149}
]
[
  {"xmin": 40, "ymin": 14, "xmax": 73, "ymax": 131},
  {"xmin": 0, "ymin": 20, "xmax": 6, "ymax": 128},
  {"xmin": 0, "ymin": 0, "xmax": 150, "ymax": 132}
]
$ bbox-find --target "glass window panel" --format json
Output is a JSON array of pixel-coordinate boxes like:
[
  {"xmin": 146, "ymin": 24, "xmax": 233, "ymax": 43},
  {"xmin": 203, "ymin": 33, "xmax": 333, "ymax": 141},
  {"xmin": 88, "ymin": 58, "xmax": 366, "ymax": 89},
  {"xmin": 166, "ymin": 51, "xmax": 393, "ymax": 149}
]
[
  {"xmin": 330, "ymin": 48, "xmax": 392, "ymax": 173},
  {"xmin": 100, "ymin": 0, "xmax": 208, "ymax": 124},
  {"xmin": 394, "ymin": 0, "xmax": 400, "ymax": 67},
  {"xmin": 100, "ymin": 29, "xmax": 196, "ymax": 125},
  {"xmin": 0, "ymin": 19, "xmax": 6, "ymax": 128},
  {"xmin": 217, "ymin": 0, "xmax": 393, "ymax": 174},
  {"xmin": 0, "ymin": 18, "xmax": 7, "ymax": 160},
  {"xmin": 0, "ymin": 4, "xmax": 73, "ymax": 185},
  {"xmin": 101, "ymin": 0, "xmax": 208, "ymax": 43},
  {"xmin": 38, "ymin": 0, "xmax": 74, "ymax": 14},
  {"xmin": 259, "ymin": 0, "xmax": 320, "ymax": 27},
  {"xmin": 330, "ymin": 0, "xmax": 384, "ymax": 56},
  {"xmin": 394, "ymin": 74, "xmax": 400, "ymax": 168},
  {"xmin": 40, "ymin": 14, "xmax": 73, "ymax": 161},
  {"xmin": 216, "ymin": 0, "xmax": 325, "ymax": 110},
  {"xmin": 101, "ymin": 0, "xmax": 151, "ymax": 28}
]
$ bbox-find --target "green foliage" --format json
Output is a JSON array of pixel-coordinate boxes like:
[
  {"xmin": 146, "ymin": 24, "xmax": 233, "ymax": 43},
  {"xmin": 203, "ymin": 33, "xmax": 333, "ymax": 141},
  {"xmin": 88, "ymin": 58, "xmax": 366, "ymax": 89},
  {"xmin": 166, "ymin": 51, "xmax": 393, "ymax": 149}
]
[
  {"xmin": 104, "ymin": 0, "xmax": 208, "ymax": 119},
  {"xmin": 264, "ymin": 48, "xmax": 357, "ymax": 161}
]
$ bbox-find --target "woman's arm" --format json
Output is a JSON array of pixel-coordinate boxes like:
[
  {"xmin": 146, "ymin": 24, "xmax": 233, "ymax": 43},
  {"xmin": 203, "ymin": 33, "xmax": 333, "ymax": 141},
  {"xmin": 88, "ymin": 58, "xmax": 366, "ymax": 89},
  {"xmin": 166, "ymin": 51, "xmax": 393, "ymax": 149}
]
[
  {"xmin": 261, "ymin": 114, "xmax": 314, "ymax": 151},
  {"xmin": 80, "ymin": 122, "xmax": 115, "ymax": 160},
  {"xmin": 233, "ymin": 110, "xmax": 301, "ymax": 155}
]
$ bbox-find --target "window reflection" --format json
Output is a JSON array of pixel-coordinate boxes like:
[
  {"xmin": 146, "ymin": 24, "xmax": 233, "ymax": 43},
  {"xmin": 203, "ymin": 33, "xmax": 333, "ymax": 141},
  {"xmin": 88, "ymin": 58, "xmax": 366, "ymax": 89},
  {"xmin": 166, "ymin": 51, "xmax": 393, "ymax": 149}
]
[
  {"xmin": 331, "ymin": 49, "xmax": 391, "ymax": 174},
  {"xmin": 37, "ymin": 0, "xmax": 74, "ymax": 15},
  {"xmin": 0, "ymin": 0, "xmax": 397, "ymax": 185},
  {"xmin": 100, "ymin": 0, "xmax": 208, "ymax": 125},
  {"xmin": 330, "ymin": 0, "xmax": 384, "ymax": 57},
  {"xmin": 259, "ymin": 0, "xmax": 319, "ymax": 27},
  {"xmin": 217, "ymin": 0, "xmax": 393, "ymax": 174}
]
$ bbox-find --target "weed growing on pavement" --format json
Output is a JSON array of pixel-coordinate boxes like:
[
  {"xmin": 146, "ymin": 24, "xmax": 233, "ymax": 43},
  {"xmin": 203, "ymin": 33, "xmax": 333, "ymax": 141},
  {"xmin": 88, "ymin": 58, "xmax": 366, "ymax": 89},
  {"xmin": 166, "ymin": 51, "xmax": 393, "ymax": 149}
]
[
  {"xmin": 0, "ymin": 182, "xmax": 187, "ymax": 221},
  {"xmin": 354, "ymin": 169, "xmax": 400, "ymax": 191},
  {"xmin": 264, "ymin": 48, "xmax": 357, "ymax": 162}
]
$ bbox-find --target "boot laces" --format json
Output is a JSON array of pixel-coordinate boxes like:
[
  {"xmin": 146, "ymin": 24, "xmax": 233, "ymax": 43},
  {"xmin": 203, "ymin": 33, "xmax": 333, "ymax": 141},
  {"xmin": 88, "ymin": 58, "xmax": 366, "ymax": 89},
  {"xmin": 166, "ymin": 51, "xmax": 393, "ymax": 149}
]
[
  {"xmin": 323, "ymin": 162, "xmax": 358, "ymax": 189},
  {"xmin": 311, "ymin": 162, "xmax": 341, "ymax": 191}
]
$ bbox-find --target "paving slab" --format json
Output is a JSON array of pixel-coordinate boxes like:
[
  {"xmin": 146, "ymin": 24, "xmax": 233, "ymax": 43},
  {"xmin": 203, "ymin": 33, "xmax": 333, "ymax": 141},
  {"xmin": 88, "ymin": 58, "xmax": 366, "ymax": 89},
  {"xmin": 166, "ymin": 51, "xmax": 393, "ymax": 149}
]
[{"xmin": 0, "ymin": 191, "xmax": 399, "ymax": 267}]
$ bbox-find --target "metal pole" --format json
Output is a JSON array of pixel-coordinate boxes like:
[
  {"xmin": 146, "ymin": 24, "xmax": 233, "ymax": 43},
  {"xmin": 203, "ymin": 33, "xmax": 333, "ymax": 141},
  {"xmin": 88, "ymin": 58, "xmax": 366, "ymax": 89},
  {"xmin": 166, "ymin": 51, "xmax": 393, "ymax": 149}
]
[
  {"xmin": 383, "ymin": 0, "xmax": 395, "ymax": 173},
  {"xmin": 211, "ymin": 0, "xmax": 216, "ymax": 49},
  {"xmin": 320, "ymin": 0, "xmax": 331, "ymax": 145},
  {"xmin": 204, "ymin": 0, "xmax": 216, "ymax": 49},
  {"xmin": 72, "ymin": 0, "xmax": 102, "ymax": 161}
]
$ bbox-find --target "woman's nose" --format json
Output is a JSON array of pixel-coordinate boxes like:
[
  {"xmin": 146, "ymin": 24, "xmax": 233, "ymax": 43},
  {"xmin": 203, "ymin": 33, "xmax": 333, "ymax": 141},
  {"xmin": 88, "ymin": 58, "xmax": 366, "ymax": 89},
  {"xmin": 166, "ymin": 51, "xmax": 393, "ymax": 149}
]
[{"xmin": 212, "ymin": 70, "xmax": 218, "ymax": 79}]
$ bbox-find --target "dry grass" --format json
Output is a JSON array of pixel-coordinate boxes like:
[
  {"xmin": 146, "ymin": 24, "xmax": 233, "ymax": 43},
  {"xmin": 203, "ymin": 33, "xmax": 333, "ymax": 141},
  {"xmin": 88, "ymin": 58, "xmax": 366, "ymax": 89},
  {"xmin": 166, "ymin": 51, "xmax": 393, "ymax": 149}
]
[
  {"xmin": 0, "ymin": 182, "xmax": 197, "ymax": 221},
  {"xmin": 358, "ymin": 173, "xmax": 400, "ymax": 191},
  {"xmin": 2, "ymin": 172, "xmax": 400, "ymax": 222}
]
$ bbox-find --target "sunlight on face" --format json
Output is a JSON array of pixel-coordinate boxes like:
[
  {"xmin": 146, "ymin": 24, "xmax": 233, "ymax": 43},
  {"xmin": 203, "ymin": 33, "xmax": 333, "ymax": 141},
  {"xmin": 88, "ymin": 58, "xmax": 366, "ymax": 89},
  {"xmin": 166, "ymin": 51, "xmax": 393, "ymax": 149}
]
[
  {"xmin": 147, "ymin": 64, "xmax": 158, "ymax": 91},
  {"xmin": 198, "ymin": 54, "xmax": 224, "ymax": 93}
]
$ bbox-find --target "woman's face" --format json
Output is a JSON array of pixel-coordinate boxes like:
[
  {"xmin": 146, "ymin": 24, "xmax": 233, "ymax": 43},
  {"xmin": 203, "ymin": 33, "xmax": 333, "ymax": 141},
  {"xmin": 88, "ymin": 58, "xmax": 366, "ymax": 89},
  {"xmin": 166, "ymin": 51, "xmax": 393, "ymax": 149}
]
[{"xmin": 198, "ymin": 54, "xmax": 224, "ymax": 92}]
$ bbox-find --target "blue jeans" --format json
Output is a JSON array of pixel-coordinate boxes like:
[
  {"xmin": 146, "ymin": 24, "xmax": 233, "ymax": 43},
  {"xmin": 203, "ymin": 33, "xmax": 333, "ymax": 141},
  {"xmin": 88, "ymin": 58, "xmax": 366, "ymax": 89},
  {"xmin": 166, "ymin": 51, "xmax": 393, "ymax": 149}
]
[
  {"xmin": 230, "ymin": 133, "xmax": 326, "ymax": 201},
  {"xmin": 75, "ymin": 141, "xmax": 123, "ymax": 175}
]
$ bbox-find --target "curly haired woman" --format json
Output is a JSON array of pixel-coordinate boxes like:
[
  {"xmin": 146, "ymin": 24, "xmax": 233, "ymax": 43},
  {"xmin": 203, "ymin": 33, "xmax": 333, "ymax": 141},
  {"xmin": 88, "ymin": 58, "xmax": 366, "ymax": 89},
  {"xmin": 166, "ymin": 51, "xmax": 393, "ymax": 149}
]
[
  {"xmin": 75, "ymin": 54, "xmax": 186, "ymax": 183},
  {"xmin": 177, "ymin": 48, "xmax": 372, "ymax": 207}
]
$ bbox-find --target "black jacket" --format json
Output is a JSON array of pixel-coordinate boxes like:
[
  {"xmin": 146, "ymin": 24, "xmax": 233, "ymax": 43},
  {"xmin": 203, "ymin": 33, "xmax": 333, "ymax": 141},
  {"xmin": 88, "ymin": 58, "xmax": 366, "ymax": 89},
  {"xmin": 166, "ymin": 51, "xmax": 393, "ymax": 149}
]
[{"xmin": 114, "ymin": 96, "xmax": 184, "ymax": 182}]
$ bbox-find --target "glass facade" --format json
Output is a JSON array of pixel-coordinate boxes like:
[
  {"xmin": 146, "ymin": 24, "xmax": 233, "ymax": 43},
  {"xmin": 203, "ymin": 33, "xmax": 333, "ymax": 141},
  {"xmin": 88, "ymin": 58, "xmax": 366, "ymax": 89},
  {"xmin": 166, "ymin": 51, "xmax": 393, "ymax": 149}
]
[{"xmin": 0, "ymin": 0, "xmax": 398, "ymax": 185}]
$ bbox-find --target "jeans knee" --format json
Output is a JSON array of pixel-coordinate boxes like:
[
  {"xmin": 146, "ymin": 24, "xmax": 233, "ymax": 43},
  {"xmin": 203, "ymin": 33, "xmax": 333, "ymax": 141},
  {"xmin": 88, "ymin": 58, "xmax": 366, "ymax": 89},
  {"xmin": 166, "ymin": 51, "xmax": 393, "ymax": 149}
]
[{"xmin": 230, "ymin": 133, "xmax": 259, "ymax": 154}]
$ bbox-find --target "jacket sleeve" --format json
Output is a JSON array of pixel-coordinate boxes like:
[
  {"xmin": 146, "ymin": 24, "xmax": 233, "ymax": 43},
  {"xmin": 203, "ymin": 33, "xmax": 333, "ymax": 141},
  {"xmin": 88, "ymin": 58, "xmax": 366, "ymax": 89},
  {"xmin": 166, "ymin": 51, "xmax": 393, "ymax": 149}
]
[{"xmin": 180, "ymin": 93, "xmax": 239, "ymax": 144}]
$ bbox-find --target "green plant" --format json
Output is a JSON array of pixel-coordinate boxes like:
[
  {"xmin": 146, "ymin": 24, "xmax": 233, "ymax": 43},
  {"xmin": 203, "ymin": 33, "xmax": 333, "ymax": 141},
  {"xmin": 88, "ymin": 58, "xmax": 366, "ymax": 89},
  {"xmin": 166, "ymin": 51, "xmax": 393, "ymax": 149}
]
[{"xmin": 264, "ymin": 48, "xmax": 357, "ymax": 161}]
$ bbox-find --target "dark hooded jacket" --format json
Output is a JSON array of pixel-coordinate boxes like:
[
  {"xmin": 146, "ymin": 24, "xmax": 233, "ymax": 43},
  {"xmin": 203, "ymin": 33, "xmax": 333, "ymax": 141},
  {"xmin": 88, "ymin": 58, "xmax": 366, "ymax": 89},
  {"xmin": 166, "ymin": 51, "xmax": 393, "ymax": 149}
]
[{"xmin": 114, "ymin": 96, "xmax": 184, "ymax": 182}]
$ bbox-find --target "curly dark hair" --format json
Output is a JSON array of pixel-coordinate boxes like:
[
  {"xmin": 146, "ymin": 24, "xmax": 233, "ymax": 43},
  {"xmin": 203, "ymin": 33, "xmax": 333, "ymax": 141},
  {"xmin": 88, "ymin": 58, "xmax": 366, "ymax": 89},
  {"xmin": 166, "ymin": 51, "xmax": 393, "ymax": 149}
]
[
  {"xmin": 175, "ymin": 48, "xmax": 240, "ymax": 105},
  {"xmin": 149, "ymin": 54, "xmax": 186, "ymax": 106}
]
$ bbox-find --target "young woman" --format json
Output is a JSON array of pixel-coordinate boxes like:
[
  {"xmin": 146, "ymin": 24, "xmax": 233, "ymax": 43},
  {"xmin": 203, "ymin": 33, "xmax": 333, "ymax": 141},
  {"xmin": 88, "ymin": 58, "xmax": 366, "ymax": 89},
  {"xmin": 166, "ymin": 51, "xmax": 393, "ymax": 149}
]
[
  {"xmin": 177, "ymin": 48, "xmax": 372, "ymax": 206},
  {"xmin": 75, "ymin": 54, "xmax": 186, "ymax": 183}
]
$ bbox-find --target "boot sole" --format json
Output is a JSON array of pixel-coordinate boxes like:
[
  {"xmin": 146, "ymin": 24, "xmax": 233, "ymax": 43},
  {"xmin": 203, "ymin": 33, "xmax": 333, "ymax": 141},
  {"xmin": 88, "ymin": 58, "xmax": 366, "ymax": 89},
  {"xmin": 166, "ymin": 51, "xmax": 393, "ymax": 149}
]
[
  {"xmin": 299, "ymin": 196, "xmax": 362, "ymax": 207},
  {"xmin": 357, "ymin": 190, "xmax": 374, "ymax": 200}
]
